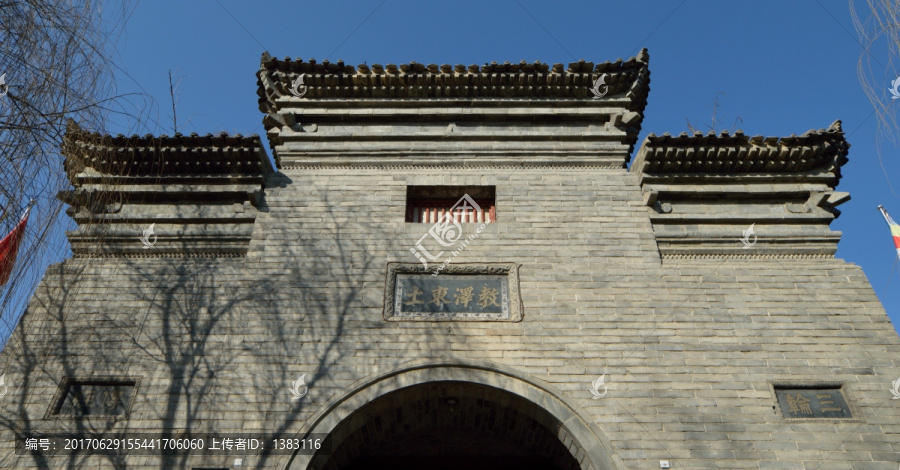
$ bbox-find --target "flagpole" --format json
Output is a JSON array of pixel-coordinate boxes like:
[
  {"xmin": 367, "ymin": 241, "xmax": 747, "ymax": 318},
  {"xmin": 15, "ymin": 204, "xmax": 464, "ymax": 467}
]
[
  {"xmin": 20, "ymin": 200, "xmax": 34, "ymax": 222},
  {"xmin": 879, "ymin": 205, "xmax": 891, "ymax": 226}
]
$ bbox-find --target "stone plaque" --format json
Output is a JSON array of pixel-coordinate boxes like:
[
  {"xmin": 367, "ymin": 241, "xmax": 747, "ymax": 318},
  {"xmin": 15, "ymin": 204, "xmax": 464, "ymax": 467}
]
[
  {"xmin": 47, "ymin": 377, "xmax": 141, "ymax": 419},
  {"xmin": 384, "ymin": 263, "xmax": 522, "ymax": 321},
  {"xmin": 772, "ymin": 382, "xmax": 857, "ymax": 421},
  {"xmin": 56, "ymin": 383, "xmax": 134, "ymax": 416}
]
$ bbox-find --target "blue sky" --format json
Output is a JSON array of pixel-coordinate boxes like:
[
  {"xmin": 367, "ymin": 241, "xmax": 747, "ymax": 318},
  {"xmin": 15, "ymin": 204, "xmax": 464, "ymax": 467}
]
[{"xmin": 90, "ymin": 0, "xmax": 899, "ymax": 333}]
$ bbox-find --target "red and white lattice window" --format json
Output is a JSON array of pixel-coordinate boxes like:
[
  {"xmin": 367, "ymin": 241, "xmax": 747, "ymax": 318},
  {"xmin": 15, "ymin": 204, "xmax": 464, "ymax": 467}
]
[{"xmin": 406, "ymin": 186, "xmax": 496, "ymax": 223}]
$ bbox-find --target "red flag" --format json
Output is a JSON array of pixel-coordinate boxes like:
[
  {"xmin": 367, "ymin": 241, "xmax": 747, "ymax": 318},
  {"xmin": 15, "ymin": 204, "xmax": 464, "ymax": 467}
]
[
  {"xmin": 878, "ymin": 205, "xmax": 900, "ymax": 261},
  {"xmin": 0, "ymin": 204, "xmax": 31, "ymax": 286}
]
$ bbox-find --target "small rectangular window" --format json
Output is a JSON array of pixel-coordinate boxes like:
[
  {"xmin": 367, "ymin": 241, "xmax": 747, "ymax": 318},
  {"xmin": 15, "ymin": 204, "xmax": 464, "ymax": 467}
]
[
  {"xmin": 406, "ymin": 186, "xmax": 495, "ymax": 223},
  {"xmin": 52, "ymin": 379, "xmax": 136, "ymax": 417}
]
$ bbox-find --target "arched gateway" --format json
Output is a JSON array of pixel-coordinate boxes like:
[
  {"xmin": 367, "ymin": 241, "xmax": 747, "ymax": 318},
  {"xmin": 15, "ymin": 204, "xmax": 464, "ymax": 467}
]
[{"xmin": 285, "ymin": 360, "xmax": 621, "ymax": 470}]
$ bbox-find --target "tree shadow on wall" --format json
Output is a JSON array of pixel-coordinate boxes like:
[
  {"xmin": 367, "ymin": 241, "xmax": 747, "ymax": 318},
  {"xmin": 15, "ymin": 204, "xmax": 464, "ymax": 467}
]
[{"xmin": 0, "ymin": 173, "xmax": 439, "ymax": 469}]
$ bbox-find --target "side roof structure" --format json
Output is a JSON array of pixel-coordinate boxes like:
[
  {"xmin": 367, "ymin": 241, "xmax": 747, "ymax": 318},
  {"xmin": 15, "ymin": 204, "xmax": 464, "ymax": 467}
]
[
  {"xmin": 59, "ymin": 120, "xmax": 273, "ymax": 256},
  {"xmin": 631, "ymin": 120, "xmax": 851, "ymax": 258}
]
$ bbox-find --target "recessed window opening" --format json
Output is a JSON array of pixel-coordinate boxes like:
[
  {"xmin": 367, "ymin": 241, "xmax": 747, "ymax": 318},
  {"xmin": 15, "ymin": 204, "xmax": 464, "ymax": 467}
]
[{"xmin": 406, "ymin": 186, "xmax": 496, "ymax": 223}]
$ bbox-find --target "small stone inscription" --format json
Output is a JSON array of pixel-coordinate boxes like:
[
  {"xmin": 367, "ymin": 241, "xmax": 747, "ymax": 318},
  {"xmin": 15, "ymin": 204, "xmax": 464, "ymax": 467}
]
[
  {"xmin": 395, "ymin": 274, "xmax": 508, "ymax": 319},
  {"xmin": 774, "ymin": 387, "xmax": 852, "ymax": 419}
]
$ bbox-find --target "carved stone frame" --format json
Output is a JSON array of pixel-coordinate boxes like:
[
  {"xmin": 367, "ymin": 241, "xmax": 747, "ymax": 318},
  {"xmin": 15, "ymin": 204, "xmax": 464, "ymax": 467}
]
[
  {"xmin": 768, "ymin": 379, "xmax": 863, "ymax": 423},
  {"xmin": 46, "ymin": 376, "xmax": 141, "ymax": 420},
  {"xmin": 383, "ymin": 262, "xmax": 523, "ymax": 322}
]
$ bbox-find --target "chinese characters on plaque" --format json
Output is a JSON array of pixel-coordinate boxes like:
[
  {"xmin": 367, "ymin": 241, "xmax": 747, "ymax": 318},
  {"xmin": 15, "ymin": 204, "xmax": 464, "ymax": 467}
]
[
  {"xmin": 394, "ymin": 274, "xmax": 509, "ymax": 320},
  {"xmin": 774, "ymin": 387, "xmax": 853, "ymax": 419},
  {"xmin": 384, "ymin": 263, "xmax": 522, "ymax": 322}
]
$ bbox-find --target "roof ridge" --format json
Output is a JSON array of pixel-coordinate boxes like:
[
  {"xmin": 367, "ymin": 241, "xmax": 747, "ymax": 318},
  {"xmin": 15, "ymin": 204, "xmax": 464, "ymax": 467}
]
[
  {"xmin": 258, "ymin": 48, "xmax": 650, "ymax": 75},
  {"xmin": 644, "ymin": 121, "xmax": 845, "ymax": 148},
  {"xmin": 61, "ymin": 120, "xmax": 272, "ymax": 180},
  {"xmin": 255, "ymin": 50, "xmax": 652, "ymax": 118},
  {"xmin": 633, "ymin": 121, "xmax": 850, "ymax": 177},
  {"xmin": 65, "ymin": 119, "xmax": 263, "ymax": 147}
]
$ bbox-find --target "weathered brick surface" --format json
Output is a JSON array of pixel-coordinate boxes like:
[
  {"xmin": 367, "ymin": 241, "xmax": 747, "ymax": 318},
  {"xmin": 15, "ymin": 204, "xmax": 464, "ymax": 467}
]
[{"xmin": 1, "ymin": 165, "xmax": 898, "ymax": 469}]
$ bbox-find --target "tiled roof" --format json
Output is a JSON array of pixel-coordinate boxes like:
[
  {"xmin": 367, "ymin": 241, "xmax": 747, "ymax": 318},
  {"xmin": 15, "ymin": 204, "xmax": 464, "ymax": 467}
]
[
  {"xmin": 632, "ymin": 120, "xmax": 849, "ymax": 176},
  {"xmin": 256, "ymin": 49, "xmax": 650, "ymax": 111},
  {"xmin": 61, "ymin": 120, "xmax": 272, "ymax": 180}
]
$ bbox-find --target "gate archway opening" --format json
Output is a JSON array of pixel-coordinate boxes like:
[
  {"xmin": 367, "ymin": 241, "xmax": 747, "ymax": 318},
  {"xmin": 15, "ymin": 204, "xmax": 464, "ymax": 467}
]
[{"xmin": 310, "ymin": 381, "xmax": 587, "ymax": 470}]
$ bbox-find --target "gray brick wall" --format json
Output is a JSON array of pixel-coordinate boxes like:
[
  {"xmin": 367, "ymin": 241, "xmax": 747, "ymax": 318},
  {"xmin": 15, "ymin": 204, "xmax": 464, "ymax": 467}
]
[{"xmin": 1, "ymin": 166, "xmax": 898, "ymax": 469}]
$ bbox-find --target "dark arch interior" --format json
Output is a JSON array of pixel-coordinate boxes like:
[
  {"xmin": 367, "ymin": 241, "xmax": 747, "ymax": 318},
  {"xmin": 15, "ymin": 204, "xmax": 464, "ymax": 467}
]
[{"xmin": 312, "ymin": 381, "xmax": 583, "ymax": 470}]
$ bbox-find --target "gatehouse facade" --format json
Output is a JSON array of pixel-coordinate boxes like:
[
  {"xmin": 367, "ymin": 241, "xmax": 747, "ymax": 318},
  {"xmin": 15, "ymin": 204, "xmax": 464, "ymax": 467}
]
[{"xmin": 1, "ymin": 49, "xmax": 899, "ymax": 469}]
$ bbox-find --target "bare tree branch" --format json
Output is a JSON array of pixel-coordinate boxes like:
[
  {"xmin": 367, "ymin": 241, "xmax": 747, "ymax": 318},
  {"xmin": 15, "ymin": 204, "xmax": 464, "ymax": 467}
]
[
  {"xmin": 850, "ymin": 0, "xmax": 900, "ymax": 192},
  {"xmin": 168, "ymin": 69, "xmax": 178, "ymax": 134},
  {"xmin": 685, "ymin": 92, "xmax": 743, "ymax": 135},
  {"xmin": 0, "ymin": 0, "xmax": 137, "ymax": 346}
]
